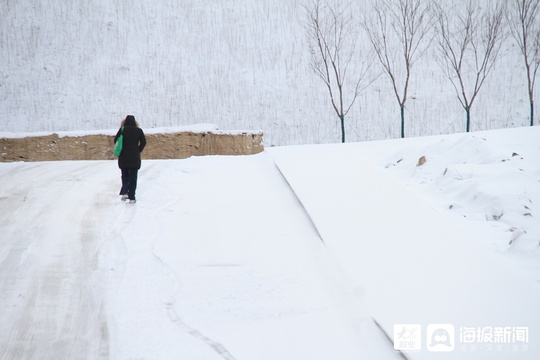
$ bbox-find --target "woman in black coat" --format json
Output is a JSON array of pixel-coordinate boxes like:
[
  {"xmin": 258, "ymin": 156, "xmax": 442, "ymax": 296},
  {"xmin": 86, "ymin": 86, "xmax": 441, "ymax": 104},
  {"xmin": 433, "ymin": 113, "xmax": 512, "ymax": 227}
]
[{"xmin": 114, "ymin": 115, "xmax": 146, "ymax": 203}]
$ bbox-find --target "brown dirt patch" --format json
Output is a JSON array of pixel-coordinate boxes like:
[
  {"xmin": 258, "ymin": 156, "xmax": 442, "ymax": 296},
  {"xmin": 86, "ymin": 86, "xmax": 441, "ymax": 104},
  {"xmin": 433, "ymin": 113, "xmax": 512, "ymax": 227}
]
[{"xmin": 0, "ymin": 131, "xmax": 264, "ymax": 162}]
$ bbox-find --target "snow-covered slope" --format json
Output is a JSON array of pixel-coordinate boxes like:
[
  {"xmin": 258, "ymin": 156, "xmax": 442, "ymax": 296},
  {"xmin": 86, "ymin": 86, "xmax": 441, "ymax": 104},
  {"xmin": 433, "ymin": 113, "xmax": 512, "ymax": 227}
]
[
  {"xmin": 269, "ymin": 126, "xmax": 540, "ymax": 360},
  {"xmin": 0, "ymin": 0, "xmax": 533, "ymax": 145},
  {"xmin": 0, "ymin": 126, "xmax": 538, "ymax": 359}
]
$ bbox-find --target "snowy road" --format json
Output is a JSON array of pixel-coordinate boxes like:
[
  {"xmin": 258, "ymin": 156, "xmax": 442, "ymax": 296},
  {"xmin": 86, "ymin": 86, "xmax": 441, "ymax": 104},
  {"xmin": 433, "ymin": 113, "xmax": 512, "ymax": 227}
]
[
  {"xmin": 0, "ymin": 161, "xmax": 114, "ymax": 359},
  {"xmin": 0, "ymin": 155, "xmax": 398, "ymax": 359}
]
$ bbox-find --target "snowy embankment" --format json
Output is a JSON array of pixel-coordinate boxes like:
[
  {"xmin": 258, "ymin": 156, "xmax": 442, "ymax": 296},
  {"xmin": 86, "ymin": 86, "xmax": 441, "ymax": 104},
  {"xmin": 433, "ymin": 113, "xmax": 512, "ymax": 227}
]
[
  {"xmin": 269, "ymin": 126, "xmax": 540, "ymax": 360},
  {"xmin": 0, "ymin": 126, "xmax": 538, "ymax": 359}
]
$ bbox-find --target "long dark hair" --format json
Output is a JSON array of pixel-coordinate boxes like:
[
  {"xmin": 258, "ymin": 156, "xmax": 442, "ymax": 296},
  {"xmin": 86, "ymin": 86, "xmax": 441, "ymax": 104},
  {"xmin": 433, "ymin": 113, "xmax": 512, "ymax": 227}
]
[{"xmin": 122, "ymin": 115, "xmax": 139, "ymax": 127}]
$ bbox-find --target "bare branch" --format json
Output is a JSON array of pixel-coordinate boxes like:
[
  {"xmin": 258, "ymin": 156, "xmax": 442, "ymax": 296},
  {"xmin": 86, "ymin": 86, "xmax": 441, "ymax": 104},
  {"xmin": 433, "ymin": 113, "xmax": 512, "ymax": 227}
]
[
  {"xmin": 303, "ymin": 0, "xmax": 375, "ymax": 142},
  {"xmin": 363, "ymin": 0, "xmax": 432, "ymax": 138},
  {"xmin": 508, "ymin": 0, "xmax": 540, "ymax": 124},
  {"xmin": 433, "ymin": 0, "xmax": 506, "ymax": 131}
]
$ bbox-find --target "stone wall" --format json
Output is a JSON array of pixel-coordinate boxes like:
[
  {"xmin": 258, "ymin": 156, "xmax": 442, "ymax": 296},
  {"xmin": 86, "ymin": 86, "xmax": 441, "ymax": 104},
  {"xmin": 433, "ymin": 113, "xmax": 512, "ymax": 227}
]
[{"xmin": 0, "ymin": 131, "xmax": 264, "ymax": 162}]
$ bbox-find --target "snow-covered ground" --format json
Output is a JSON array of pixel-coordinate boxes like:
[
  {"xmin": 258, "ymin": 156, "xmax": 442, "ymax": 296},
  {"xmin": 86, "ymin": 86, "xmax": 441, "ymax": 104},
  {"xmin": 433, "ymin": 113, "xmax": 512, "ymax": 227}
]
[{"xmin": 0, "ymin": 126, "xmax": 538, "ymax": 359}]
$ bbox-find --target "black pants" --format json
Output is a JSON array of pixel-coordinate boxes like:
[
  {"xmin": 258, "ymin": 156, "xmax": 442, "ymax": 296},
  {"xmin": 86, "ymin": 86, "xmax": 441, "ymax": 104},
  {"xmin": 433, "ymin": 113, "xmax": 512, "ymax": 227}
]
[{"xmin": 119, "ymin": 168, "xmax": 138, "ymax": 200}]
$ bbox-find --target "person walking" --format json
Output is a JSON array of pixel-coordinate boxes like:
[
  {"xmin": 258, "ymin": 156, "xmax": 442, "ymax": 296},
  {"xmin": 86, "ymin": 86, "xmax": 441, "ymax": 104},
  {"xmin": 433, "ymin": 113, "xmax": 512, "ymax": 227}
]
[{"xmin": 114, "ymin": 115, "xmax": 146, "ymax": 203}]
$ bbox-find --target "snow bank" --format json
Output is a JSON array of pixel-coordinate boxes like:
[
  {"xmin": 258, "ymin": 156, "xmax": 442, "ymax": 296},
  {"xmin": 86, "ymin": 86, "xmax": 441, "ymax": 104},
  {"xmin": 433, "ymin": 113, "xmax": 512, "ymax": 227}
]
[
  {"xmin": 268, "ymin": 126, "xmax": 540, "ymax": 359},
  {"xmin": 368, "ymin": 127, "xmax": 540, "ymax": 274}
]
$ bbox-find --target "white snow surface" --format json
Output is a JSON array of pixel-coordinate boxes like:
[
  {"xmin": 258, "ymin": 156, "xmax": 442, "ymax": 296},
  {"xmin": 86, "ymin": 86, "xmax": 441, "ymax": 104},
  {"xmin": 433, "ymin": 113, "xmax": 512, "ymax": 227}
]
[
  {"xmin": 0, "ymin": 124, "xmax": 261, "ymax": 139},
  {"xmin": 1, "ymin": 126, "xmax": 539, "ymax": 359}
]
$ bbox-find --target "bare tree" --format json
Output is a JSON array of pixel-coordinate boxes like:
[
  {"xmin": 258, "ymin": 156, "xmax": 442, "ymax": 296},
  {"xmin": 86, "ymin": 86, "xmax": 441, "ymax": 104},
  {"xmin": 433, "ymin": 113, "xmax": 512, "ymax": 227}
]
[
  {"xmin": 508, "ymin": 0, "xmax": 540, "ymax": 126},
  {"xmin": 304, "ymin": 0, "xmax": 373, "ymax": 143},
  {"xmin": 434, "ymin": 1, "xmax": 506, "ymax": 133},
  {"xmin": 363, "ymin": 0, "xmax": 432, "ymax": 138}
]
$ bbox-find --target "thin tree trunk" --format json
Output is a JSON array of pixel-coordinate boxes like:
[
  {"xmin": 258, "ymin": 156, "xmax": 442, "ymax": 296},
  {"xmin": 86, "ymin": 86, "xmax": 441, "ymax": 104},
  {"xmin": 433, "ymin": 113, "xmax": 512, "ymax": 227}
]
[
  {"xmin": 400, "ymin": 106, "xmax": 405, "ymax": 138},
  {"xmin": 466, "ymin": 109, "xmax": 471, "ymax": 132},
  {"xmin": 340, "ymin": 114, "xmax": 345, "ymax": 143},
  {"xmin": 531, "ymin": 102, "xmax": 535, "ymax": 126}
]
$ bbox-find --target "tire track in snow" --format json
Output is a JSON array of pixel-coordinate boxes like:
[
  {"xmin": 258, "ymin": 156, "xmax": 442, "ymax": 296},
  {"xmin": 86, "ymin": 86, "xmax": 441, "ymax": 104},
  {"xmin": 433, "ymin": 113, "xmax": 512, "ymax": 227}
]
[
  {"xmin": 164, "ymin": 302, "xmax": 237, "ymax": 360},
  {"xmin": 112, "ymin": 160, "xmax": 237, "ymax": 360},
  {"xmin": 0, "ymin": 161, "xmax": 114, "ymax": 360},
  {"xmin": 146, "ymin": 162, "xmax": 238, "ymax": 360}
]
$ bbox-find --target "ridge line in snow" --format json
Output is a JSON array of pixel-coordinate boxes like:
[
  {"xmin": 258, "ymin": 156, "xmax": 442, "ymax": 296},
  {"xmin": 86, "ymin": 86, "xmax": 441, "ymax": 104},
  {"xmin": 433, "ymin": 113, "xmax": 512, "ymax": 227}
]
[
  {"xmin": 271, "ymin": 158, "xmax": 325, "ymax": 244},
  {"xmin": 272, "ymin": 154, "xmax": 410, "ymax": 359}
]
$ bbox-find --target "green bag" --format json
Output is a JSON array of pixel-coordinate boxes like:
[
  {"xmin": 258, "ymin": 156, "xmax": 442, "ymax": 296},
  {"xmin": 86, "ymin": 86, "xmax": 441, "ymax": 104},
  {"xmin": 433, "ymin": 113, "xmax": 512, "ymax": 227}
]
[{"xmin": 113, "ymin": 127, "xmax": 124, "ymax": 157}]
